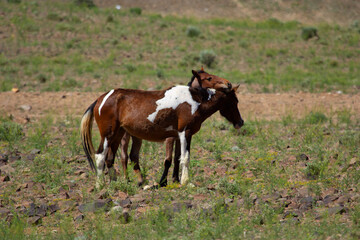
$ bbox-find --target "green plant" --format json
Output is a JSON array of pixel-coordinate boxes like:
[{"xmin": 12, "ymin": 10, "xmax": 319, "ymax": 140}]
[
  {"xmin": 74, "ymin": 0, "xmax": 95, "ymax": 8},
  {"xmin": 199, "ymin": 50, "xmax": 217, "ymax": 68},
  {"xmin": 130, "ymin": 7, "xmax": 142, "ymax": 15},
  {"xmin": 0, "ymin": 118, "xmax": 23, "ymax": 145},
  {"xmin": 186, "ymin": 26, "xmax": 201, "ymax": 37},
  {"xmin": 301, "ymin": 27, "xmax": 319, "ymax": 41}
]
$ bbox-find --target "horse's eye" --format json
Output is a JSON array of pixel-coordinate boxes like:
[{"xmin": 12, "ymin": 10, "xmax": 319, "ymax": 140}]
[{"xmin": 206, "ymin": 77, "xmax": 212, "ymax": 81}]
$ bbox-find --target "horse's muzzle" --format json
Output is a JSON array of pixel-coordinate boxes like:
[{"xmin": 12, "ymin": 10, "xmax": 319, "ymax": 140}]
[{"xmin": 234, "ymin": 119, "xmax": 244, "ymax": 129}]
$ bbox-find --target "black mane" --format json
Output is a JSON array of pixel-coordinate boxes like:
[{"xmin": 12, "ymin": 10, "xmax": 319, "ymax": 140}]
[{"xmin": 187, "ymin": 70, "xmax": 206, "ymax": 87}]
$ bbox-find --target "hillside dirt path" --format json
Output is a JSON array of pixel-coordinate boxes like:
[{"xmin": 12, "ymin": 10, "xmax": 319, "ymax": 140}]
[{"xmin": 1, "ymin": 92, "xmax": 359, "ymax": 123}]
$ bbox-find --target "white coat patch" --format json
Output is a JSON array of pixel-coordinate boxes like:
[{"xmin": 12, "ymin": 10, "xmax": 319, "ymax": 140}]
[
  {"xmin": 99, "ymin": 89, "xmax": 114, "ymax": 116},
  {"xmin": 207, "ymin": 88, "xmax": 216, "ymax": 100},
  {"xmin": 147, "ymin": 86, "xmax": 200, "ymax": 123}
]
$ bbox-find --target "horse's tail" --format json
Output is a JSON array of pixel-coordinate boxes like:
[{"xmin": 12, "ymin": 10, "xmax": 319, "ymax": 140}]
[{"xmin": 80, "ymin": 100, "xmax": 97, "ymax": 173}]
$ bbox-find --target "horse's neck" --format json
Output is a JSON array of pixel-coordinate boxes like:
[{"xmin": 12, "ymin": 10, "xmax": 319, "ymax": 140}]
[{"xmin": 197, "ymin": 94, "xmax": 223, "ymax": 120}]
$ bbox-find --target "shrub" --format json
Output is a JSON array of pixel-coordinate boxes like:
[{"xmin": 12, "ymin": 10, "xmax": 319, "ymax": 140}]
[
  {"xmin": 186, "ymin": 26, "xmax": 201, "ymax": 37},
  {"xmin": 0, "ymin": 119, "xmax": 23, "ymax": 143},
  {"xmin": 130, "ymin": 7, "xmax": 142, "ymax": 15},
  {"xmin": 7, "ymin": 0, "xmax": 21, "ymax": 3},
  {"xmin": 301, "ymin": 27, "xmax": 319, "ymax": 41},
  {"xmin": 74, "ymin": 0, "xmax": 95, "ymax": 8},
  {"xmin": 304, "ymin": 111, "xmax": 327, "ymax": 124},
  {"xmin": 199, "ymin": 50, "xmax": 217, "ymax": 68}
]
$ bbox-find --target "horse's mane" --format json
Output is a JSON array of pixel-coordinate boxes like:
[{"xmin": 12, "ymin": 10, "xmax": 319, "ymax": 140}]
[{"xmin": 187, "ymin": 70, "xmax": 206, "ymax": 87}]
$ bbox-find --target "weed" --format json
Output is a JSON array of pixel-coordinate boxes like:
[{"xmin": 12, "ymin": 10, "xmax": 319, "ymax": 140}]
[
  {"xmin": 0, "ymin": 118, "xmax": 23, "ymax": 148},
  {"xmin": 304, "ymin": 111, "xmax": 328, "ymax": 124},
  {"xmin": 186, "ymin": 26, "xmax": 201, "ymax": 37},
  {"xmin": 301, "ymin": 27, "xmax": 319, "ymax": 41},
  {"xmin": 130, "ymin": 7, "xmax": 142, "ymax": 15},
  {"xmin": 199, "ymin": 50, "xmax": 217, "ymax": 68}
]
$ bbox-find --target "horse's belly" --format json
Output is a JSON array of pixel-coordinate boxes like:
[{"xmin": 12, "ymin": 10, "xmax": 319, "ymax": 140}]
[{"xmin": 123, "ymin": 124, "xmax": 178, "ymax": 142}]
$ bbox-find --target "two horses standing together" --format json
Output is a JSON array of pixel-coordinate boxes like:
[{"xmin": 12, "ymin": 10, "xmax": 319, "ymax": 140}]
[{"xmin": 80, "ymin": 69, "xmax": 244, "ymax": 188}]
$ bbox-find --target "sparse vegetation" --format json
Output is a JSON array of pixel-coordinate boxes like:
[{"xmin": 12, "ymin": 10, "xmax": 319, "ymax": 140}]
[{"xmin": 0, "ymin": 0, "xmax": 359, "ymax": 239}]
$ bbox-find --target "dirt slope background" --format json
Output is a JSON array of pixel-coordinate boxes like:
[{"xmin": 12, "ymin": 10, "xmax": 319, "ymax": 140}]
[
  {"xmin": 1, "ymin": 92, "xmax": 359, "ymax": 123},
  {"xmin": 96, "ymin": 0, "xmax": 360, "ymax": 25}
]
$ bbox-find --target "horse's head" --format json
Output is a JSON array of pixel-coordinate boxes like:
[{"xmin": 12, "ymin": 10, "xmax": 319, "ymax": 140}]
[
  {"xmin": 188, "ymin": 67, "xmax": 232, "ymax": 92},
  {"xmin": 219, "ymin": 85, "xmax": 244, "ymax": 129}
]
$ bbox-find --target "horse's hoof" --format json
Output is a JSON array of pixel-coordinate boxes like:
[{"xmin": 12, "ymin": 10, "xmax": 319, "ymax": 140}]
[{"xmin": 159, "ymin": 180, "xmax": 168, "ymax": 188}]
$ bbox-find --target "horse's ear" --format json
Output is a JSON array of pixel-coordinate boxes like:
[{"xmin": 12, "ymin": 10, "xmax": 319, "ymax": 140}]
[
  {"xmin": 232, "ymin": 84, "xmax": 240, "ymax": 92},
  {"xmin": 191, "ymin": 70, "xmax": 202, "ymax": 89}
]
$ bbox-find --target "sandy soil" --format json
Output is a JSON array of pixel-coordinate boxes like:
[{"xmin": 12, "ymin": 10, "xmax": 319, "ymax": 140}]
[{"xmin": 1, "ymin": 91, "xmax": 359, "ymax": 123}]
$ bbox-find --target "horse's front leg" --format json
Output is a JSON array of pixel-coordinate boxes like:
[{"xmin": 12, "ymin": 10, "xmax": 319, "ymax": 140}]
[
  {"xmin": 172, "ymin": 139, "xmax": 181, "ymax": 183},
  {"xmin": 178, "ymin": 131, "xmax": 192, "ymax": 185},
  {"xmin": 159, "ymin": 137, "xmax": 175, "ymax": 187}
]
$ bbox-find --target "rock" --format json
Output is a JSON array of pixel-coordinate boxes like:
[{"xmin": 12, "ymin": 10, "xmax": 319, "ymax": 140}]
[
  {"xmin": 224, "ymin": 198, "xmax": 233, "ymax": 205},
  {"xmin": 130, "ymin": 194, "xmax": 145, "ymax": 203},
  {"xmin": 297, "ymin": 154, "xmax": 309, "ymax": 161},
  {"xmin": 328, "ymin": 206, "xmax": 348, "ymax": 215},
  {"xmin": 25, "ymin": 203, "xmax": 47, "ymax": 217},
  {"xmin": 118, "ymin": 191, "xmax": 128, "ymax": 200},
  {"xmin": 119, "ymin": 198, "xmax": 131, "ymax": 208},
  {"xmin": 171, "ymin": 201, "xmax": 193, "ymax": 213},
  {"xmin": 48, "ymin": 204, "xmax": 60, "ymax": 214},
  {"xmin": 323, "ymin": 195, "xmax": 338, "ymax": 205},
  {"xmin": 299, "ymin": 196, "xmax": 314, "ymax": 212},
  {"xmin": 74, "ymin": 214, "xmax": 84, "ymax": 223},
  {"xmin": 11, "ymin": 88, "xmax": 19, "ymax": 93},
  {"xmin": 24, "ymin": 154, "xmax": 36, "ymax": 161},
  {"xmin": 109, "ymin": 206, "xmax": 123, "ymax": 214},
  {"xmin": 78, "ymin": 199, "xmax": 112, "ymax": 213},
  {"xmin": 20, "ymin": 105, "xmax": 32, "ymax": 111},
  {"xmin": 231, "ymin": 146, "xmax": 241, "ymax": 151},
  {"xmin": 96, "ymin": 189, "xmax": 109, "ymax": 199},
  {"xmin": 30, "ymin": 149, "xmax": 41, "ymax": 154},
  {"xmin": 0, "ymin": 208, "xmax": 10, "ymax": 218},
  {"xmin": 27, "ymin": 216, "xmax": 42, "ymax": 225},
  {"xmin": 58, "ymin": 200, "xmax": 77, "ymax": 212},
  {"xmin": 1, "ymin": 175, "xmax": 10, "ymax": 182},
  {"xmin": 0, "ymin": 165, "xmax": 15, "ymax": 174}
]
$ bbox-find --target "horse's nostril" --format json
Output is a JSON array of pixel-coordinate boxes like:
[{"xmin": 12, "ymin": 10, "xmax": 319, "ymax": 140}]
[{"xmin": 228, "ymin": 82, "xmax": 232, "ymax": 88}]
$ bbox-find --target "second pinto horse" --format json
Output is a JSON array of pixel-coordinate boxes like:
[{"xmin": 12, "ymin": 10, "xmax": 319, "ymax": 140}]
[{"xmin": 81, "ymin": 70, "xmax": 244, "ymax": 188}]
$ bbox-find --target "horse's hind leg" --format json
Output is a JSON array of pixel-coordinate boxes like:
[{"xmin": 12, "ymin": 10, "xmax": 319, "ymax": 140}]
[
  {"xmin": 95, "ymin": 138, "xmax": 110, "ymax": 188},
  {"xmin": 106, "ymin": 131, "xmax": 124, "ymax": 182},
  {"xmin": 120, "ymin": 132, "xmax": 131, "ymax": 180},
  {"xmin": 159, "ymin": 137, "xmax": 175, "ymax": 187},
  {"xmin": 130, "ymin": 136, "xmax": 144, "ymax": 186}
]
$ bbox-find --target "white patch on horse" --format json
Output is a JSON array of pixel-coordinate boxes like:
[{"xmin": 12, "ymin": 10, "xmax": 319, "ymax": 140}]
[
  {"xmin": 98, "ymin": 89, "xmax": 114, "ymax": 116},
  {"xmin": 95, "ymin": 137, "xmax": 109, "ymax": 188},
  {"xmin": 147, "ymin": 86, "xmax": 200, "ymax": 123},
  {"xmin": 207, "ymin": 88, "xmax": 216, "ymax": 100},
  {"xmin": 178, "ymin": 131, "xmax": 190, "ymax": 185}
]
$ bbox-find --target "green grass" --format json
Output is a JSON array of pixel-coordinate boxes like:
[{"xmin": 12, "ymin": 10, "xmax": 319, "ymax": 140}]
[
  {"xmin": 0, "ymin": 1, "xmax": 359, "ymax": 93},
  {"xmin": 0, "ymin": 109, "xmax": 359, "ymax": 239}
]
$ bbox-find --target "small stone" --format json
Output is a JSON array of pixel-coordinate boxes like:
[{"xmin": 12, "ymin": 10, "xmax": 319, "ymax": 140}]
[
  {"xmin": 11, "ymin": 88, "xmax": 19, "ymax": 93},
  {"xmin": 231, "ymin": 146, "xmax": 241, "ymax": 151},
  {"xmin": 27, "ymin": 216, "xmax": 42, "ymax": 225},
  {"xmin": 0, "ymin": 165, "xmax": 15, "ymax": 174},
  {"xmin": 48, "ymin": 204, "xmax": 60, "ymax": 214},
  {"xmin": 1, "ymin": 175, "xmax": 10, "ymax": 182},
  {"xmin": 96, "ymin": 189, "xmax": 109, "ymax": 199},
  {"xmin": 74, "ymin": 214, "xmax": 84, "ymax": 222},
  {"xmin": 328, "ymin": 206, "xmax": 347, "ymax": 215},
  {"xmin": 20, "ymin": 105, "xmax": 32, "ymax": 111},
  {"xmin": 120, "ymin": 198, "xmax": 131, "ymax": 208},
  {"xmin": 297, "ymin": 154, "xmax": 309, "ymax": 161},
  {"xmin": 118, "ymin": 191, "xmax": 128, "ymax": 200},
  {"xmin": 30, "ymin": 149, "xmax": 41, "ymax": 154}
]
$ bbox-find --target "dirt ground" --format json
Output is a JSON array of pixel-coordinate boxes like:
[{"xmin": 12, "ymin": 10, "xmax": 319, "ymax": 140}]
[{"xmin": 1, "ymin": 91, "xmax": 359, "ymax": 123}]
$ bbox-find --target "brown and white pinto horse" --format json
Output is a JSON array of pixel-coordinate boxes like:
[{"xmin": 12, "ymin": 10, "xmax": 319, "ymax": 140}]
[
  {"xmin": 80, "ymin": 70, "xmax": 244, "ymax": 188},
  {"xmin": 119, "ymin": 68, "xmax": 235, "ymax": 186}
]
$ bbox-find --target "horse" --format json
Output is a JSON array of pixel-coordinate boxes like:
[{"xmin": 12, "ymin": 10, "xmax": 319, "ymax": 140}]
[
  {"xmin": 119, "ymin": 68, "xmax": 235, "ymax": 186},
  {"xmin": 80, "ymin": 70, "xmax": 244, "ymax": 188}
]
